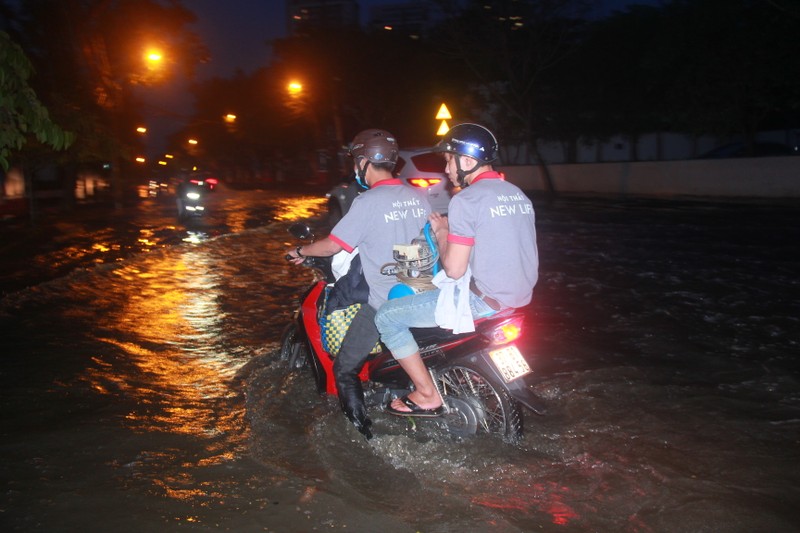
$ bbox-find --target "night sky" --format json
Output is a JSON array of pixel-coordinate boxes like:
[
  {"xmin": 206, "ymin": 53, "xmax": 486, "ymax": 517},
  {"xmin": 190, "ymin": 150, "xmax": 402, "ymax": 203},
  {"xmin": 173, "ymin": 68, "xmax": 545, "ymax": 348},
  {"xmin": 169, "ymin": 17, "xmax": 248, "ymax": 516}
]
[
  {"xmin": 189, "ymin": 0, "xmax": 659, "ymax": 79},
  {"xmin": 142, "ymin": 0, "xmax": 659, "ymax": 155}
]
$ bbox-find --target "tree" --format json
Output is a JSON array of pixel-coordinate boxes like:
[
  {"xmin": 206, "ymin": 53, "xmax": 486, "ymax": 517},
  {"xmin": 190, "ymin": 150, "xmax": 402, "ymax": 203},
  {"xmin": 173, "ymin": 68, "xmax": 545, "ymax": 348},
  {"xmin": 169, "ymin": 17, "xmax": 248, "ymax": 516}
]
[
  {"xmin": 435, "ymin": 1, "xmax": 591, "ymax": 140},
  {"xmin": 551, "ymin": 5, "xmax": 669, "ymax": 162},
  {"xmin": 14, "ymin": 0, "xmax": 207, "ymax": 205},
  {"xmin": 337, "ymin": 27, "xmax": 445, "ymax": 146},
  {"xmin": 0, "ymin": 31, "xmax": 74, "ymax": 171},
  {"xmin": 428, "ymin": 0, "xmax": 592, "ymax": 195},
  {"xmin": 265, "ymin": 26, "xmax": 447, "ymax": 182},
  {"xmin": 653, "ymin": 0, "xmax": 800, "ymax": 153}
]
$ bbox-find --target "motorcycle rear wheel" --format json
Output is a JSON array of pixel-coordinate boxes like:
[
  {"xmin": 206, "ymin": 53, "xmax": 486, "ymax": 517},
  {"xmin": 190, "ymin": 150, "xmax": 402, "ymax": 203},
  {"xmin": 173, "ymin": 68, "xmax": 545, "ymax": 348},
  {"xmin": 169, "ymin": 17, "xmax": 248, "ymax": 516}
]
[
  {"xmin": 279, "ymin": 323, "xmax": 308, "ymax": 369},
  {"xmin": 437, "ymin": 363, "xmax": 523, "ymax": 440}
]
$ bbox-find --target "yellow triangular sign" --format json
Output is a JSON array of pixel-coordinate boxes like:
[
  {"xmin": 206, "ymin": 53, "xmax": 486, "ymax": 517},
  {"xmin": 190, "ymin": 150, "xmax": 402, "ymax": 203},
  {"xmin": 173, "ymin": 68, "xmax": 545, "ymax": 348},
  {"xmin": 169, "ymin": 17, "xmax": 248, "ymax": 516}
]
[
  {"xmin": 436, "ymin": 120, "xmax": 450, "ymax": 136},
  {"xmin": 435, "ymin": 103, "xmax": 452, "ymax": 120}
]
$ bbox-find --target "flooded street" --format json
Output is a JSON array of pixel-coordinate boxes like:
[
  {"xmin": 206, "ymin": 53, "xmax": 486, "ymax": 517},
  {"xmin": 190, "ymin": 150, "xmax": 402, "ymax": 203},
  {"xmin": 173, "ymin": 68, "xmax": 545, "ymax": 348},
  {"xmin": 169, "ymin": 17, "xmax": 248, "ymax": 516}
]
[{"xmin": 1, "ymin": 187, "xmax": 798, "ymax": 532}]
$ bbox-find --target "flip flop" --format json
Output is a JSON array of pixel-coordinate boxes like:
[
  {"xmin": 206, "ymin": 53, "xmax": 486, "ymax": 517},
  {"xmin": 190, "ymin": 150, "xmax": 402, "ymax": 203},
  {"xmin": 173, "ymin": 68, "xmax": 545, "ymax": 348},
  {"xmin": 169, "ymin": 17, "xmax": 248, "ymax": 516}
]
[{"xmin": 385, "ymin": 395, "xmax": 444, "ymax": 418}]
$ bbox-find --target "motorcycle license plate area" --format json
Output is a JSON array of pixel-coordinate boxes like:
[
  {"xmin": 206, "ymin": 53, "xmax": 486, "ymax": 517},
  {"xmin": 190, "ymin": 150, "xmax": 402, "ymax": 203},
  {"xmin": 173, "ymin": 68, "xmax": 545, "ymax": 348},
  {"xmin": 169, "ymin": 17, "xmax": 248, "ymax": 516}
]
[{"xmin": 488, "ymin": 345, "xmax": 531, "ymax": 382}]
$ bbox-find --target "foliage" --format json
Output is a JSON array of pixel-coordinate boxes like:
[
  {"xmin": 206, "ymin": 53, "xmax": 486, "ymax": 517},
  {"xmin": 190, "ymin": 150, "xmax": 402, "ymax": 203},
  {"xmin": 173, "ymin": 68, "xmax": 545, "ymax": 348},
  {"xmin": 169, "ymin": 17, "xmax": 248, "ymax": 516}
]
[
  {"xmin": 426, "ymin": 0, "xmax": 800, "ymax": 161},
  {"xmin": 10, "ymin": 0, "xmax": 795, "ymax": 181},
  {"xmin": 0, "ymin": 31, "xmax": 74, "ymax": 171},
  {"xmin": 549, "ymin": 0, "xmax": 800, "ymax": 158},
  {"xmin": 178, "ymin": 24, "xmax": 451, "ymax": 182},
  {"xmin": 652, "ymin": 0, "xmax": 800, "ymax": 143},
  {"xmin": 428, "ymin": 0, "xmax": 592, "ymax": 163},
  {"xmin": 11, "ymin": 0, "xmax": 206, "ymax": 173},
  {"xmin": 548, "ymin": 5, "xmax": 669, "ymax": 161},
  {"xmin": 269, "ymin": 26, "xmax": 446, "ymax": 146}
]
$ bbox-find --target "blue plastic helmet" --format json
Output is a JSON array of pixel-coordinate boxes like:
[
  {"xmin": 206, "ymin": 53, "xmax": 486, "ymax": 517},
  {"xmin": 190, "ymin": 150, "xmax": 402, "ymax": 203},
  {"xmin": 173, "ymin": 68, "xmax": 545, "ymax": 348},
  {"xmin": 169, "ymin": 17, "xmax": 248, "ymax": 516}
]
[
  {"xmin": 433, "ymin": 123, "xmax": 498, "ymax": 164},
  {"xmin": 388, "ymin": 283, "xmax": 416, "ymax": 300}
]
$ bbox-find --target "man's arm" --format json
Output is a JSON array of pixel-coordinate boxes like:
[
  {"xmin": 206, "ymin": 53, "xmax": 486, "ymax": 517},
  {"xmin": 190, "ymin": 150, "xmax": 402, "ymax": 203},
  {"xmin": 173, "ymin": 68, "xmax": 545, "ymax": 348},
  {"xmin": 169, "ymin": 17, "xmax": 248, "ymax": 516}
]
[
  {"xmin": 430, "ymin": 212, "xmax": 471, "ymax": 279},
  {"xmin": 287, "ymin": 236, "xmax": 343, "ymax": 264},
  {"xmin": 441, "ymin": 242, "xmax": 471, "ymax": 279}
]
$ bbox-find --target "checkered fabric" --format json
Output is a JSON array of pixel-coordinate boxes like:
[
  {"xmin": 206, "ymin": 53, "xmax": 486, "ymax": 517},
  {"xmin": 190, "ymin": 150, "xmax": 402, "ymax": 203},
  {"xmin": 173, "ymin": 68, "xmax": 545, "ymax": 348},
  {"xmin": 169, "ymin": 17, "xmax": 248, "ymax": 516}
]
[{"xmin": 322, "ymin": 303, "xmax": 381, "ymax": 357}]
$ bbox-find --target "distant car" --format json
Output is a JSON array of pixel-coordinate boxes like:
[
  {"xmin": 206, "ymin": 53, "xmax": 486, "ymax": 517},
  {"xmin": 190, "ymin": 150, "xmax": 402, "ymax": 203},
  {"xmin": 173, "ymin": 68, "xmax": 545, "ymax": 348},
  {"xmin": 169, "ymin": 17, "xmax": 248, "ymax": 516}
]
[
  {"xmin": 698, "ymin": 142, "xmax": 797, "ymax": 159},
  {"xmin": 204, "ymin": 176, "xmax": 219, "ymax": 191},
  {"xmin": 326, "ymin": 149, "xmax": 451, "ymax": 226},
  {"xmin": 185, "ymin": 171, "xmax": 219, "ymax": 192}
]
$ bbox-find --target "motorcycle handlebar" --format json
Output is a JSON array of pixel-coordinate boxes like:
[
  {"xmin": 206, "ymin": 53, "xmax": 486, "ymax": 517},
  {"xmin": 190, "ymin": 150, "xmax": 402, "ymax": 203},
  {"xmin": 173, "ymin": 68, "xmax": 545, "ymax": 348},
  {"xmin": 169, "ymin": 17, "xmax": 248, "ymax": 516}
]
[{"xmin": 286, "ymin": 253, "xmax": 335, "ymax": 282}]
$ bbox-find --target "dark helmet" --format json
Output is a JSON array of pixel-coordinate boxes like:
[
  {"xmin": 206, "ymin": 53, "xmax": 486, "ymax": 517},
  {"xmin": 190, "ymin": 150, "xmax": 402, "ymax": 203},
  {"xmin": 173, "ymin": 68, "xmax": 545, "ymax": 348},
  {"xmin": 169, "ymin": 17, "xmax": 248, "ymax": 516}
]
[
  {"xmin": 434, "ymin": 123, "xmax": 498, "ymax": 164},
  {"xmin": 349, "ymin": 129, "xmax": 399, "ymax": 166}
]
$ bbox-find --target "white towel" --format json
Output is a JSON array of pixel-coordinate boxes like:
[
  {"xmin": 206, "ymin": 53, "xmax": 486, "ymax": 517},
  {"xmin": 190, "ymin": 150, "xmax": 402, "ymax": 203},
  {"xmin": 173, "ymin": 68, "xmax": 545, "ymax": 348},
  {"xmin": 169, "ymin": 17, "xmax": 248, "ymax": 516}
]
[
  {"xmin": 331, "ymin": 248, "xmax": 358, "ymax": 280},
  {"xmin": 433, "ymin": 267, "xmax": 475, "ymax": 334}
]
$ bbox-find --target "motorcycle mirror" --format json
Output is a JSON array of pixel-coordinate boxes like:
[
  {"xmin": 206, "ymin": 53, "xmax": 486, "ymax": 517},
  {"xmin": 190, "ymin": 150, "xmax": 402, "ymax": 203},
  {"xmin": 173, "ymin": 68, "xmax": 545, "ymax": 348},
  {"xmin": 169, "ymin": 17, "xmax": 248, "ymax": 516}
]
[{"xmin": 288, "ymin": 222, "xmax": 314, "ymax": 240}]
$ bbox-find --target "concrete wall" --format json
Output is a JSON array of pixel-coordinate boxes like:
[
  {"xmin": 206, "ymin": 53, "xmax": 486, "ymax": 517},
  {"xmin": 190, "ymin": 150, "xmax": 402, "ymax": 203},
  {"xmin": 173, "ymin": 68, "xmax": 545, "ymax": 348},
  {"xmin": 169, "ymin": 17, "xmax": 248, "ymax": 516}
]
[
  {"xmin": 498, "ymin": 157, "xmax": 800, "ymax": 199},
  {"xmin": 503, "ymin": 129, "xmax": 800, "ymax": 165}
]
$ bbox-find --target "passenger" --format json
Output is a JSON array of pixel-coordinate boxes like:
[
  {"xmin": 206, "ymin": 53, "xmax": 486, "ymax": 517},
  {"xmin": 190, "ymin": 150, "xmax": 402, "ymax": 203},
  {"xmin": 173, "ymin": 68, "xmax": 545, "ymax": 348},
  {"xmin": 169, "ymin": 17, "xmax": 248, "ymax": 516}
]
[
  {"xmin": 375, "ymin": 123, "xmax": 539, "ymax": 417},
  {"xmin": 286, "ymin": 129, "xmax": 431, "ymax": 437}
]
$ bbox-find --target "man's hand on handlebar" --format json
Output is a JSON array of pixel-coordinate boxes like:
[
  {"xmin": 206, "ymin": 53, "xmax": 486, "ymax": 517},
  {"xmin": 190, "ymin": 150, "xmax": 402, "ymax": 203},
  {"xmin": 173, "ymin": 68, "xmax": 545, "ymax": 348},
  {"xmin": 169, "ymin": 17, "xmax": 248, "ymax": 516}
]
[{"xmin": 286, "ymin": 247, "xmax": 306, "ymax": 265}]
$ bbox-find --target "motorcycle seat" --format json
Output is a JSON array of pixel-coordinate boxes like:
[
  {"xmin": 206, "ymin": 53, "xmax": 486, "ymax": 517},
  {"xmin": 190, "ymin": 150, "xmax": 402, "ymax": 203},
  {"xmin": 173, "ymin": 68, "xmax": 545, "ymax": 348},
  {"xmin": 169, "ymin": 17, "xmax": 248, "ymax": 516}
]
[{"xmin": 407, "ymin": 308, "xmax": 517, "ymax": 346}]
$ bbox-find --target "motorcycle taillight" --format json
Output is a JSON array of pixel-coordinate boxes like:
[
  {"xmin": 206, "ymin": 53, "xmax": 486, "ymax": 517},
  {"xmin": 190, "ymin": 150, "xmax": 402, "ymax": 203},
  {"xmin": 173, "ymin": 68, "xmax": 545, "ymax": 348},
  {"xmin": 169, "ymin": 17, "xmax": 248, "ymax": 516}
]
[
  {"xmin": 408, "ymin": 177, "xmax": 442, "ymax": 188},
  {"xmin": 486, "ymin": 316, "xmax": 523, "ymax": 345}
]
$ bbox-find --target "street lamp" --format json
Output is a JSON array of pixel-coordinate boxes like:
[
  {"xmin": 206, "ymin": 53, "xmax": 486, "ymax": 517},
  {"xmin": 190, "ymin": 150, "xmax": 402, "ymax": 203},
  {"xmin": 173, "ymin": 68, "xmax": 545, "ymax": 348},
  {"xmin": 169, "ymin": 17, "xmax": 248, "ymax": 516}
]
[
  {"xmin": 144, "ymin": 48, "xmax": 163, "ymax": 70},
  {"xmin": 287, "ymin": 81, "xmax": 303, "ymax": 97}
]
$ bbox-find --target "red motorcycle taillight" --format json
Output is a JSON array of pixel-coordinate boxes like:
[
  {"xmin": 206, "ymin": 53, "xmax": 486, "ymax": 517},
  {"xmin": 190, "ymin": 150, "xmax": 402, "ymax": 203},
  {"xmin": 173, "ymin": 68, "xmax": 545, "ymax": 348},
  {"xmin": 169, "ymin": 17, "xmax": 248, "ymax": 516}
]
[
  {"xmin": 487, "ymin": 316, "xmax": 523, "ymax": 345},
  {"xmin": 408, "ymin": 177, "xmax": 442, "ymax": 188}
]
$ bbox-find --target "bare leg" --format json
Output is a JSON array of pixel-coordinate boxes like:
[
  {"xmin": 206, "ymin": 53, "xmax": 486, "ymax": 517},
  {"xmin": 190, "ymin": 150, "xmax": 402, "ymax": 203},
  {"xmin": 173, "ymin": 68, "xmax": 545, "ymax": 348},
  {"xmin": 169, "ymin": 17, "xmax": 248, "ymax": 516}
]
[{"xmin": 390, "ymin": 352, "xmax": 442, "ymax": 411}]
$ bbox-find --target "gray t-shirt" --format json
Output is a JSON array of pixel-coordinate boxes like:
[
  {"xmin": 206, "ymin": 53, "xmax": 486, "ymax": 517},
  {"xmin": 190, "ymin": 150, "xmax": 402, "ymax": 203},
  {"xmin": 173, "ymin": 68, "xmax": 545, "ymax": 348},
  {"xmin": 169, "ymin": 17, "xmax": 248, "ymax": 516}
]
[
  {"xmin": 447, "ymin": 172, "xmax": 538, "ymax": 309},
  {"xmin": 330, "ymin": 179, "xmax": 431, "ymax": 309}
]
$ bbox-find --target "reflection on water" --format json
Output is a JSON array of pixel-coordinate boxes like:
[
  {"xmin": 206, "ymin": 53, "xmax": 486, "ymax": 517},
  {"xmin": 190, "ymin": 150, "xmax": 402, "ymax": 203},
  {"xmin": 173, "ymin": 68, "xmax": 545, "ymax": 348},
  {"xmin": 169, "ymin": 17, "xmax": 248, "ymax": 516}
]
[
  {"xmin": 182, "ymin": 231, "xmax": 209, "ymax": 244},
  {"xmin": 137, "ymin": 228, "xmax": 162, "ymax": 250},
  {"xmin": 0, "ymin": 188, "xmax": 325, "ymax": 295},
  {"xmin": 93, "ymin": 249, "xmax": 238, "ymax": 444},
  {"xmin": 273, "ymin": 196, "xmax": 327, "ymax": 221},
  {"xmin": 2, "ymin": 195, "xmax": 799, "ymax": 532},
  {"xmin": 469, "ymin": 481, "xmax": 579, "ymax": 527}
]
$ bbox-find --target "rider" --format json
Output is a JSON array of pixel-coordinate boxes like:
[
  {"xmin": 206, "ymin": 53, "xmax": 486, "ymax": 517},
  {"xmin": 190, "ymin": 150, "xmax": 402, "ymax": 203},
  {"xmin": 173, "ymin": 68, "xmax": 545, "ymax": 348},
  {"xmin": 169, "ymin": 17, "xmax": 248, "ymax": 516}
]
[
  {"xmin": 286, "ymin": 129, "xmax": 431, "ymax": 437},
  {"xmin": 375, "ymin": 123, "xmax": 539, "ymax": 417}
]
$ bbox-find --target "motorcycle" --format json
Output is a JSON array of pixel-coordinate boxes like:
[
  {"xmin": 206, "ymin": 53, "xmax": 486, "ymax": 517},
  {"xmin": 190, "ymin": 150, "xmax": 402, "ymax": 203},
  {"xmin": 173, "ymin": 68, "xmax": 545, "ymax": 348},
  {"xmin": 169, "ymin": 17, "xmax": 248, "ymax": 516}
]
[
  {"xmin": 279, "ymin": 222, "xmax": 546, "ymax": 440},
  {"xmin": 176, "ymin": 178, "xmax": 207, "ymax": 219}
]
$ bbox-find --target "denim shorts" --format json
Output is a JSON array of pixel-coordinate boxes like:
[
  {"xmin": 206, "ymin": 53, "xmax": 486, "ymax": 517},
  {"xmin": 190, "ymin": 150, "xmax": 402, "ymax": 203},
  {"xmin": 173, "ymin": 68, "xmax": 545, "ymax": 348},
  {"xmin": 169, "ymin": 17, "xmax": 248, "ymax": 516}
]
[{"xmin": 375, "ymin": 287, "xmax": 496, "ymax": 359}]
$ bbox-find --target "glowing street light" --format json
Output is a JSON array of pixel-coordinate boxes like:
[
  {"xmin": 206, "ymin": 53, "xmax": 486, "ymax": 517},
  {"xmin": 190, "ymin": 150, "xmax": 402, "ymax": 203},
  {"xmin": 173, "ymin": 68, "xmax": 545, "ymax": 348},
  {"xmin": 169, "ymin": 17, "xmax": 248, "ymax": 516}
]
[
  {"xmin": 188, "ymin": 138, "xmax": 198, "ymax": 145},
  {"xmin": 136, "ymin": 126, "xmax": 147, "ymax": 134},
  {"xmin": 143, "ymin": 48, "xmax": 164, "ymax": 78},
  {"xmin": 145, "ymin": 48, "xmax": 163, "ymax": 63},
  {"xmin": 287, "ymin": 81, "xmax": 303, "ymax": 96},
  {"xmin": 224, "ymin": 114, "xmax": 237, "ymax": 123}
]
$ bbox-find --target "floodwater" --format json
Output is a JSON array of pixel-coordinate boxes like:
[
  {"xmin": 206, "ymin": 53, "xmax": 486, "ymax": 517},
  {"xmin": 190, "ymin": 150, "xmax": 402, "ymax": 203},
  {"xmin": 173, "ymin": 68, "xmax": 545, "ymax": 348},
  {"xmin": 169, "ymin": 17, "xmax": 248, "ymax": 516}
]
[{"xmin": 1, "ymin": 186, "xmax": 798, "ymax": 532}]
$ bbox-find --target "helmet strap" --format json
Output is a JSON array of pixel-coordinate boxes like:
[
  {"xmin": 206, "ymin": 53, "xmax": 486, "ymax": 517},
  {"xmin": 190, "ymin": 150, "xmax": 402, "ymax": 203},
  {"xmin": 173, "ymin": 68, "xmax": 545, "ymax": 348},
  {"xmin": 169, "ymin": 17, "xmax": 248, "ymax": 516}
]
[
  {"xmin": 455, "ymin": 156, "xmax": 477, "ymax": 188},
  {"xmin": 355, "ymin": 159, "xmax": 370, "ymax": 189}
]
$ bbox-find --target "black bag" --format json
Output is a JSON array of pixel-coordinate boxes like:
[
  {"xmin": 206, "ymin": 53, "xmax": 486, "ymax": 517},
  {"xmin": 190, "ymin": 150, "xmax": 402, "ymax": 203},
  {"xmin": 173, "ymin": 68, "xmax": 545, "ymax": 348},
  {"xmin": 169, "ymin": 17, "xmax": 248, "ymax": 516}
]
[{"xmin": 324, "ymin": 253, "xmax": 369, "ymax": 315}]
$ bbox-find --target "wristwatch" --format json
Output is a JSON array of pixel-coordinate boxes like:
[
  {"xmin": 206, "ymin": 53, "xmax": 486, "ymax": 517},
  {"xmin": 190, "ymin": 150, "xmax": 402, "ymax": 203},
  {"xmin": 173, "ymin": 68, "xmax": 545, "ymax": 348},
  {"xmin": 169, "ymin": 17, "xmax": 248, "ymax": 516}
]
[{"xmin": 295, "ymin": 246, "xmax": 304, "ymax": 258}]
